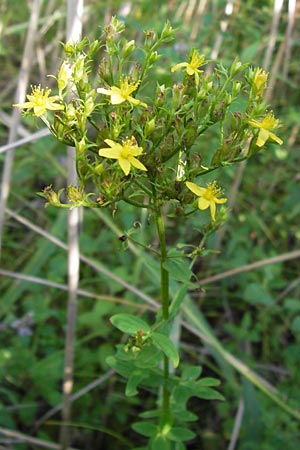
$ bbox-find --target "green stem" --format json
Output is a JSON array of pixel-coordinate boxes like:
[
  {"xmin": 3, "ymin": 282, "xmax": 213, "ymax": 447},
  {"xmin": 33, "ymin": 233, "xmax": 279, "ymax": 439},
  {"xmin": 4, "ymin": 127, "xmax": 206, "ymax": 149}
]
[{"xmin": 154, "ymin": 201, "xmax": 171, "ymax": 427}]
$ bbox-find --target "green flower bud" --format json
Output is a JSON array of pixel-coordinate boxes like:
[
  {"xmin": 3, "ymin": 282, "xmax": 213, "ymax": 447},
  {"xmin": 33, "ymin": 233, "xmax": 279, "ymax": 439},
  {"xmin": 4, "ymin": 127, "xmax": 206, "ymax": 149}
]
[
  {"xmin": 66, "ymin": 185, "xmax": 82, "ymax": 203},
  {"xmin": 94, "ymin": 163, "xmax": 104, "ymax": 175},
  {"xmin": 161, "ymin": 21, "xmax": 176, "ymax": 42},
  {"xmin": 98, "ymin": 57, "xmax": 110, "ymax": 82},
  {"xmin": 229, "ymin": 57, "xmax": 244, "ymax": 76},
  {"xmin": 144, "ymin": 29, "xmax": 157, "ymax": 49},
  {"xmin": 65, "ymin": 103, "xmax": 77, "ymax": 121},
  {"xmin": 172, "ymin": 83, "xmax": 184, "ymax": 109},
  {"xmin": 232, "ymin": 81, "xmax": 242, "ymax": 97},
  {"xmin": 57, "ymin": 61, "xmax": 73, "ymax": 94},
  {"xmin": 105, "ymin": 16, "xmax": 125, "ymax": 36},
  {"xmin": 231, "ymin": 111, "xmax": 243, "ymax": 130},
  {"xmin": 154, "ymin": 84, "xmax": 166, "ymax": 107},
  {"xmin": 84, "ymin": 94, "xmax": 95, "ymax": 116},
  {"xmin": 64, "ymin": 40, "xmax": 75, "ymax": 56},
  {"xmin": 122, "ymin": 39, "xmax": 135, "ymax": 58},
  {"xmin": 144, "ymin": 118, "xmax": 156, "ymax": 137},
  {"xmin": 41, "ymin": 186, "xmax": 63, "ymax": 206},
  {"xmin": 73, "ymin": 55, "xmax": 85, "ymax": 83},
  {"xmin": 88, "ymin": 39, "xmax": 100, "ymax": 56},
  {"xmin": 75, "ymin": 137, "xmax": 87, "ymax": 154},
  {"xmin": 148, "ymin": 51, "xmax": 160, "ymax": 65}
]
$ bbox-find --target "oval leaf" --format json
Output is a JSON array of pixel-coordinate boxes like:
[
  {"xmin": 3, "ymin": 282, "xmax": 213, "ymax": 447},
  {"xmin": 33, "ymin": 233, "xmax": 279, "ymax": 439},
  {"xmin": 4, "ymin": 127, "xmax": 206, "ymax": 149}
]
[
  {"xmin": 169, "ymin": 426, "xmax": 196, "ymax": 442},
  {"xmin": 110, "ymin": 313, "xmax": 151, "ymax": 334},
  {"xmin": 151, "ymin": 332, "xmax": 179, "ymax": 368},
  {"xmin": 163, "ymin": 258, "xmax": 192, "ymax": 282},
  {"xmin": 132, "ymin": 421, "xmax": 157, "ymax": 437}
]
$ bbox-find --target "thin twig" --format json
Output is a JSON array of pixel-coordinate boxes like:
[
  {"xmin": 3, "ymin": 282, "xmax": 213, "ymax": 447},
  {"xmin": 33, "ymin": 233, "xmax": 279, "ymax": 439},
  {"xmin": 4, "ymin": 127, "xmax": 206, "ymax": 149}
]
[
  {"xmin": 282, "ymin": 0, "xmax": 296, "ymax": 80},
  {"xmin": 0, "ymin": 0, "xmax": 42, "ymax": 257},
  {"xmin": 60, "ymin": 1, "xmax": 84, "ymax": 449},
  {"xmin": 34, "ymin": 370, "xmax": 115, "ymax": 430},
  {"xmin": 0, "ymin": 268, "xmax": 156, "ymax": 310},
  {"xmin": 227, "ymin": 398, "xmax": 244, "ymax": 450},
  {"xmin": 0, "ymin": 128, "xmax": 51, "ymax": 155},
  {"xmin": 199, "ymin": 249, "xmax": 300, "ymax": 285},
  {"xmin": 0, "ymin": 427, "xmax": 80, "ymax": 450},
  {"xmin": 263, "ymin": 0, "xmax": 284, "ymax": 70},
  {"xmin": 5, "ymin": 207, "xmax": 159, "ymax": 308}
]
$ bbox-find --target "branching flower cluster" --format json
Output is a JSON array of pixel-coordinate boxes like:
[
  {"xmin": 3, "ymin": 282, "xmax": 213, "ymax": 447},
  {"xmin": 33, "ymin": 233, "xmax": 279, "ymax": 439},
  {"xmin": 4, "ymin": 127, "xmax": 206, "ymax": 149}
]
[{"xmin": 15, "ymin": 17, "xmax": 282, "ymax": 223}]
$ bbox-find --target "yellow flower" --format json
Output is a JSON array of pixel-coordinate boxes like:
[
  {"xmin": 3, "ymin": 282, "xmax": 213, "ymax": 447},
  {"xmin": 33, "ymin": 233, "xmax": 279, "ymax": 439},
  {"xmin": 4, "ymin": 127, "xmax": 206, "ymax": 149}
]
[
  {"xmin": 171, "ymin": 50, "xmax": 206, "ymax": 86},
  {"xmin": 248, "ymin": 112, "xmax": 283, "ymax": 147},
  {"xmin": 99, "ymin": 137, "xmax": 147, "ymax": 176},
  {"xmin": 97, "ymin": 77, "xmax": 147, "ymax": 107},
  {"xmin": 186, "ymin": 181, "xmax": 227, "ymax": 221},
  {"xmin": 253, "ymin": 68, "xmax": 268, "ymax": 93},
  {"xmin": 13, "ymin": 85, "xmax": 64, "ymax": 117}
]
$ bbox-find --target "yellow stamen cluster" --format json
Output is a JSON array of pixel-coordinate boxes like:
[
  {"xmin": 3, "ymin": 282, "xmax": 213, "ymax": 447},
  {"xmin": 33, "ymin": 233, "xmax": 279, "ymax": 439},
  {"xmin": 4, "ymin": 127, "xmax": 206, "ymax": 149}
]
[{"xmin": 13, "ymin": 85, "xmax": 64, "ymax": 117}]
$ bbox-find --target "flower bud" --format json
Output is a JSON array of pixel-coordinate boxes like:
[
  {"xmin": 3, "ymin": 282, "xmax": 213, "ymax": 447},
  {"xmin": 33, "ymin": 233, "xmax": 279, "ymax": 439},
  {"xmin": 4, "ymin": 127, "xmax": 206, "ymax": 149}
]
[
  {"xmin": 155, "ymin": 84, "xmax": 166, "ymax": 107},
  {"xmin": 144, "ymin": 29, "xmax": 157, "ymax": 49},
  {"xmin": 122, "ymin": 39, "xmax": 135, "ymax": 58},
  {"xmin": 57, "ymin": 61, "xmax": 73, "ymax": 94},
  {"xmin": 161, "ymin": 21, "xmax": 176, "ymax": 42},
  {"xmin": 231, "ymin": 111, "xmax": 243, "ymax": 130},
  {"xmin": 84, "ymin": 94, "xmax": 95, "ymax": 116},
  {"xmin": 75, "ymin": 137, "xmax": 87, "ymax": 154},
  {"xmin": 105, "ymin": 16, "xmax": 125, "ymax": 37},
  {"xmin": 65, "ymin": 103, "xmax": 77, "ymax": 121},
  {"xmin": 64, "ymin": 40, "xmax": 75, "ymax": 56},
  {"xmin": 94, "ymin": 163, "xmax": 104, "ymax": 175},
  {"xmin": 230, "ymin": 57, "xmax": 246, "ymax": 76},
  {"xmin": 42, "ymin": 186, "xmax": 63, "ymax": 206},
  {"xmin": 144, "ymin": 118, "xmax": 156, "ymax": 137},
  {"xmin": 88, "ymin": 39, "xmax": 100, "ymax": 56},
  {"xmin": 98, "ymin": 57, "xmax": 110, "ymax": 82},
  {"xmin": 73, "ymin": 55, "xmax": 85, "ymax": 83},
  {"xmin": 148, "ymin": 51, "xmax": 160, "ymax": 65},
  {"xmin": 232, "ymin": 81, "xmax": 242, "ymax": 96},
  {"xmin": 66, "ymin": 185, "xmax": 82, "ymax": 203},
  {"xmin": 172, "ymin": 83, "xmax": 184, "ymax": 109}
]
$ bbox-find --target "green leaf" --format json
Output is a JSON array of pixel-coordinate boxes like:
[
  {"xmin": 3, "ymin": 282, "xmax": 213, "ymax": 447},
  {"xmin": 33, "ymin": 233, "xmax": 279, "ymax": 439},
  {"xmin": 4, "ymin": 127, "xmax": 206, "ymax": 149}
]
[
  {"xmin": 151, "ymin": 332, "xmax": 179, "ymax": 368},
  {"xmin": 110, "ymin": 314, "xmax": 151, "ymax": 334},
  {"xmin": 169, "ymin": 284, "xmax": 189, "ymax": 318},
  {"xmin": 125, "ymin": 369, "xmax": 146, "ymax": 396},
  {"xmin": 134, "ymin": 345, "xmax": 162, "ymax": 368},
  {"xmin": 169, "ymin": 426, "xmax": 196, "ymax": 442},
  {"xmin": 139, "ymin": 409, "xmax": 161, "ymax": 419},
  {"xmin": 181, "ymin": 365, "xmax": 202, "ymax": 381},
  {"xmin": 173, "ymin": 384, "xmax": 225, "ymax": 405},
  {"xmin": 132, "ymin": 421, "xmax": 157, "ymax": 437},
  {"xmin": 197, "ymin": 377, "xmax": 221, "ymax": 387},
  {"xmin": 106, "ymin": 355, "xmax": 134, "ymax": 379},
  {"xmin": 150, "ymin": 435, "xmax": 171, "ymax": 450},
  {"xmin": 163, "ymin": 255, "xmax": 192, "ymax": 282},
  {"xmin": 194, "ymin": 386, "xmax": 225, "ymax": 401}
]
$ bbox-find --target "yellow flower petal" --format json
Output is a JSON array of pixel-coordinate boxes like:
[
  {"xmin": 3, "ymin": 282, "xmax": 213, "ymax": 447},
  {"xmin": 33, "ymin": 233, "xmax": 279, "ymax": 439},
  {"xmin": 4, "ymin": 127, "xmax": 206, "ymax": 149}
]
[
  {"xmin": 268, "ymin": 131, "xmax": 283, "ymax": 145},
  {"xmin": 197, "ymin": 197, "xmax": 210, "ymax": 210},
  {"xmin": 99, "ymin": 137, "xmax": 147, "ymax": 175},
  {"xmin": 256, "ymin": 128, "xmax": 270, "ymax": 147},
  {"xmin": 186, "ymin": 181, "xmax": 206, "ymax": 197},
  {"xmin": 118, "ymin": 157, "xmax": 131, "ymax": 176},
  {"xmin": 129, "ymin": 157, "xmax": 147, "ymax": 172},
  {"xmin": 171, "ymin": 62, "xmax": 188, "ymax": 73},
  {"xmin": 186, "ymin": 180, "xmax": 227, "ymax": 221},
  {"xmin": 210, "ymin": 201, "xmax": 216, "ymax": 221}
]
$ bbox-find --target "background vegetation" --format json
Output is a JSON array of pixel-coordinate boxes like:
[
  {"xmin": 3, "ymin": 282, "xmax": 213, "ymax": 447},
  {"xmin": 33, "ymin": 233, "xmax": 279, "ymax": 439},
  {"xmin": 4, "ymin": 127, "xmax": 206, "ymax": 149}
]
[{"xmin": 0, "ymin": 0, "xmax": 299, "ymax": 449}]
